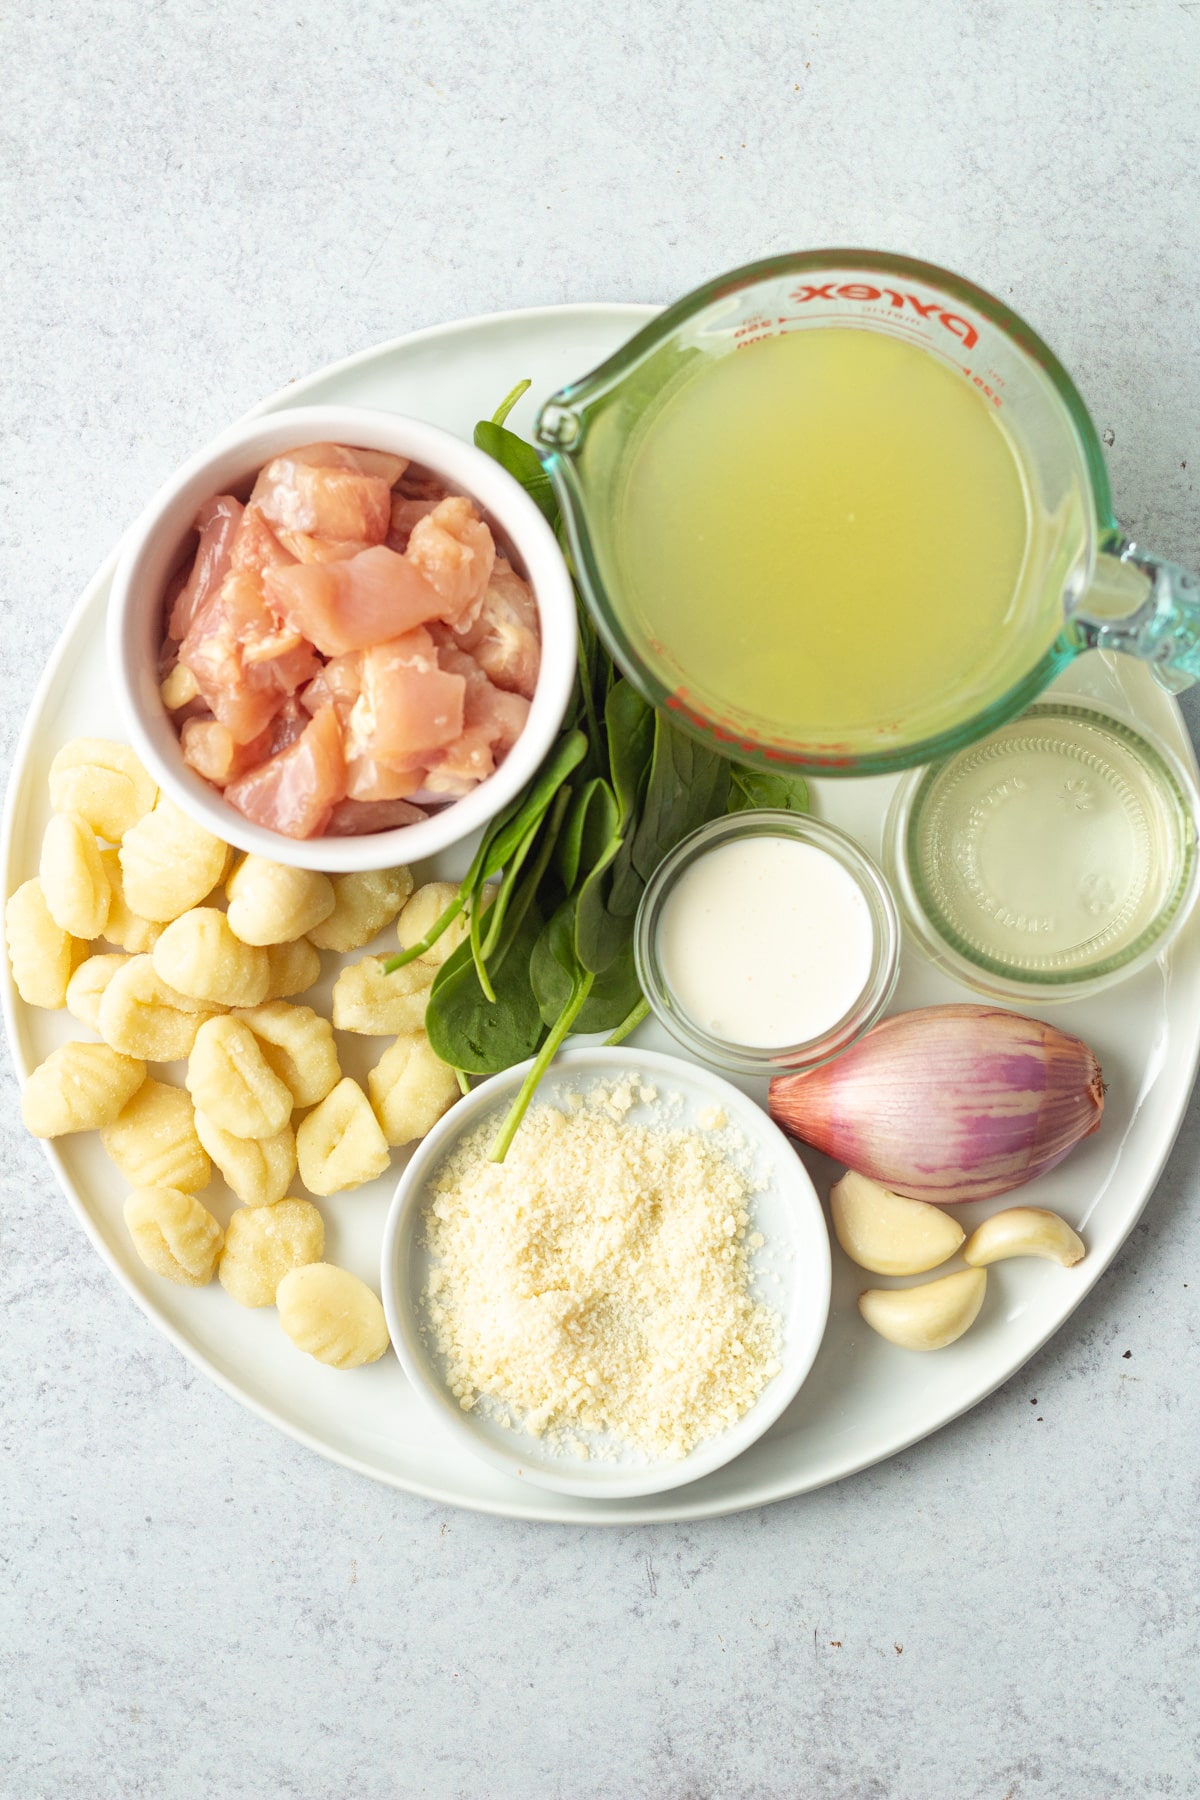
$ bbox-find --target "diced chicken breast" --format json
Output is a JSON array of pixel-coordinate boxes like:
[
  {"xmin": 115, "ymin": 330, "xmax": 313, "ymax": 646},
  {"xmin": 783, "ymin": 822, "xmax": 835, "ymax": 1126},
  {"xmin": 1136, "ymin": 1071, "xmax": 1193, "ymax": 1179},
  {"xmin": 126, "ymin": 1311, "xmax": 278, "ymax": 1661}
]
[
  {"xmin": 455, "ymin": 557, "xmax": 541, "ymax": 699},
  {"xmin": 169, "ymin": 496, "xmax": 245, "ymax": 641},
  {"xmin": 265, "ymin": 546, "xmax": 446, "ymax": 656},
  {"xmin": 224, "ymin": 703, "xmax": 347, "ymax": 839},
  {"xmin": 351, "ymin": 629, "xmax": 466, "ymax": 768},
  {"xmin": 424, "ymin": 655, "xmax": 531, "ymax": 794},
  {"xmin": 344, "ymin": 755, "xmax": 427, "ymax": 802},
  {"xmin": 273, "ymin": 443, "xmax": 408, "ymax": 485},
  {"xmin": 300, "ymin": 652, "xmax": 362, "ymax": 724},
  {"xmin": 251, "ymin": 457, "xmax": 392, "ymax": 543},
  {"xmin": 323, "ymin": 797, "xmax": 428, "ymax": 836},
  {"xmin": 179, "ymin": 571, "xmax": 318, "ymax": 744},
  {"xmin": 386, "ymin": 495, "xmax": 440, "ymax": 553},
  {"xmin": 405, "ymin": 496, "xmax": 496, "ymax": 627},
  {"xmin": 228, "ymin": 505, "xmax": 296, "ymax": 576},
  {"xmin": 275, "ymin": 532, "xmax": 365, "ymax": 564}
]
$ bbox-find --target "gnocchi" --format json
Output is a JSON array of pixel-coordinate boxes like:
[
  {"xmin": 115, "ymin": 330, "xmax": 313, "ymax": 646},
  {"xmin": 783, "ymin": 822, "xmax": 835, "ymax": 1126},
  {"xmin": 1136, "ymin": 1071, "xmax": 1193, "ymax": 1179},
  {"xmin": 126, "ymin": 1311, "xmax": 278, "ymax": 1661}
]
[
  {"xmin": 368, "ymin": 1033, "xmax": 459, "ymax": 1148},
  {"xmin": 49, "ymin": 738, "xmax": 157, "ymax": 843},
  {"xmin": 395, "ymin": 881, "xmax": 496, "ymax": 967},
  {"xmin": 186, "ymin": 1016, "xmax": 294, "ymax": 1140},
  {"xmin": 98, "ymin": 849, "xmax": 163, "ymax": 954},
  {"xmin": 160, "ymin": 663, "xmax": 199, "ymax": 712},
  {"xmin": 5, "ymin": 877, "xmax": 79, "ymax": 1008},
  {"xmin": 21, "ymin": 1041, "xmax": 147, "ymax": 1138},
  {"xmin": 124, "ymin": 1185, "xmax": 223, "ymax": 1286},
  {"xmin": 152, "ymin": 908, "xmax": 269, "ymax": 1007},
  {"xmin": 263, "ymin": 936, "xmax": 322, "ymax": 1001},
  {"xmin": 225, "ymin": 856, "xmax": 335, "ymax": 946},
  {"xmin": 119, "ymin": 798, "xmax": 228, "ymax": 922},
  {"xmin": 101, "ymin": 1078, "xmax": 211, "ymax": 1192},
  {"xmin": 194, "ymin": 1108, "xmax": 297, "ymax": 1208},
  {"xmin": 40, "ymin": 812, "xmax": 111, "ymax": 940},
  {"xmin": 65, "ymin": 952, "xmax": 131, "ymax": 1032},
  {"xmin": 98, "ymin": 954, "xmax": 217, "ymax": 1061},
  {"xmin": 295, "ymin": 1077, "xmax": 390, "ymax": 1196},
  {"xmin": 233, "ymin": 1001, "xmax": 340, "ymax": 1109},
  {"xmin": 218, "ymin": 1197, "xmax": 325, "ymax": 1307},
  {"xmin": 275, "ymin": 1262, "xmax": 390, "ymax": 1369},
  {"xmin": 307, "ymin": 866, "xmax": 414, "ymax": 954},
  {"xmin": 331, "ymin": 956, "xmax": 433, "ymax": 1036}
]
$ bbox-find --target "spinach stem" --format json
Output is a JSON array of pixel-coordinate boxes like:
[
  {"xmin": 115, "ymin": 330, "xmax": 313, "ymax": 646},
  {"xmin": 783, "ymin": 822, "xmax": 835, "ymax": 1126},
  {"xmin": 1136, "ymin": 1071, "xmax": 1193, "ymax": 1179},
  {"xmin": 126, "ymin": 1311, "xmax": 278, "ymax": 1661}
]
[
  {"xmin": 489, "ymin": 971, "xmax": 595, "ymax": 1163},
  {"xmin": 603, "ymin": 995, "xmax": 650, "ymax": 1047},
  {"xmin": 491, "ymin": 379, "xmax": 531, "ymax": 427},
  {"xmin": 382, "ymin": 895, "xmax": 464, "ymax": 974},
  {"xmin": 453, "ymin": 1067, "xmax": 471, "ymax": 1097}
]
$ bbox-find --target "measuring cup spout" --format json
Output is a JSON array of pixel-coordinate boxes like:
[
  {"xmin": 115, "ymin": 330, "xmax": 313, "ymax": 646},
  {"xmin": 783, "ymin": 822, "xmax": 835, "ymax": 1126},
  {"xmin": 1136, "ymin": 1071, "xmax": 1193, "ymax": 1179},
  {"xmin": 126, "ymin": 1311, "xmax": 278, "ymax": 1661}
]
[
  {"xmin": 536, "ymin": 403, "xmax": 583, "ymax": 453},
  {"xmin": 1077, "ymin": 541, "xmax": 1200, "ymax": 693}
]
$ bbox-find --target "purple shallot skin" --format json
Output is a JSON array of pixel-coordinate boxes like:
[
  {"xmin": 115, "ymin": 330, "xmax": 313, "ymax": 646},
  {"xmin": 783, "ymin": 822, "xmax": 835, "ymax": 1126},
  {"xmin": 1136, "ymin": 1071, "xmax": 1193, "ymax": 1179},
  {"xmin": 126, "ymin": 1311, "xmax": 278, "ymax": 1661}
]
[{"xmin": 769, "ymin": 1004, "xmax": 1104, "ymax": 1204}]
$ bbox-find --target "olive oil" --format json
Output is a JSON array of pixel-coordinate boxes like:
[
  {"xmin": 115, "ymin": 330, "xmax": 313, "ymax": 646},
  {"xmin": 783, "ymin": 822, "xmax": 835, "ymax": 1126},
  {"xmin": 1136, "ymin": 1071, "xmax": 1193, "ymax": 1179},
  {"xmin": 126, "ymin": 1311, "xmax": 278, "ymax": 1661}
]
[{"xmin": 615, "ymin": 327, "xmax": 1040, "ymax": 747}]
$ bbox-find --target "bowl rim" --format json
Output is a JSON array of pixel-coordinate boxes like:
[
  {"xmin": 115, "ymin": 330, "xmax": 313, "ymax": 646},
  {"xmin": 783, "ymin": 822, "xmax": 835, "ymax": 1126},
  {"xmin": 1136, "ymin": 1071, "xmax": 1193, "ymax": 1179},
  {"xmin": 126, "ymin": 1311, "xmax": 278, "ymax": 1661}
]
[
  {"xmin": 106, "ymin": 403, "xmax": 578, "ymax": 872},
  {"xmin": 379, "ymin": 1045, "xmax": 832, "ymax": 1500}
]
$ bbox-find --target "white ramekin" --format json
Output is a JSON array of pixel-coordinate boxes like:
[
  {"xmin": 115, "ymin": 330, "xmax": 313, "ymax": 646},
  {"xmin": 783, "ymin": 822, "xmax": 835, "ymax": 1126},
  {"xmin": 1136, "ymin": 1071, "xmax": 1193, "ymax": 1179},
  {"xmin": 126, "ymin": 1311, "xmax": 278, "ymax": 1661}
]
[{"xmin": 107, "ymin": 404, "xmax": 578, "ymax": 872}]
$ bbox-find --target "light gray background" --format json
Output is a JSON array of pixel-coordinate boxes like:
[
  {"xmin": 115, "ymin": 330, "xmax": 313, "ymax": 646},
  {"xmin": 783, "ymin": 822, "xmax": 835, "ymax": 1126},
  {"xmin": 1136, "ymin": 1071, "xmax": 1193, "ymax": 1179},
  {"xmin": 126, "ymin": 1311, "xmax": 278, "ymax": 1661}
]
[{"xmin": 3, "ymin": 4, "xmax": 1199, "ymax": 1796}]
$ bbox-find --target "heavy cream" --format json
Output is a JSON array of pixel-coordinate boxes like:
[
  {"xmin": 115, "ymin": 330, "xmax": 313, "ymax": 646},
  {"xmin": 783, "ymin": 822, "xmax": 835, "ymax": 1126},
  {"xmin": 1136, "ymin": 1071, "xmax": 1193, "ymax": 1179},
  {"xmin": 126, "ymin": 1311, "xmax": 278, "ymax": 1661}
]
[{"xmin": 656, "ymin": 835, "xmax": 875, "ymax": 1049}]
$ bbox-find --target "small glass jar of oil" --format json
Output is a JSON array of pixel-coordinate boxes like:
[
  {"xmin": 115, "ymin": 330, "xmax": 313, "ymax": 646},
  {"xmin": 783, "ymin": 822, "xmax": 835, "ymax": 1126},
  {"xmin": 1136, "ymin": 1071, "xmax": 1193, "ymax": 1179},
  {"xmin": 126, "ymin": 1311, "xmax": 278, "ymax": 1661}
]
[{"xmin": 885, "ymin": 703, "xmax": 1200, "ymax": 1001}]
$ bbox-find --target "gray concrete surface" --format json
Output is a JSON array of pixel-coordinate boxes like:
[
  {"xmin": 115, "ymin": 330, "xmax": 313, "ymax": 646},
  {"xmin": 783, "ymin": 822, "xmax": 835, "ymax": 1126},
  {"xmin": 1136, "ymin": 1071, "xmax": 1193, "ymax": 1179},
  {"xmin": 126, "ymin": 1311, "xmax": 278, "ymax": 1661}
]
[{"xmin": 3, "ymin": 3, "xmax": 1199, "ymax": 1795}]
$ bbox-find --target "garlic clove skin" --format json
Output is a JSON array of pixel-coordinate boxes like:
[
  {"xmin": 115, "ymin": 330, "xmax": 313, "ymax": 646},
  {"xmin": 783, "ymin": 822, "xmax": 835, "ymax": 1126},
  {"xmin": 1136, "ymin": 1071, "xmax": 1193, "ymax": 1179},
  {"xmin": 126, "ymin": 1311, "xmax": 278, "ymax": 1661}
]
[
  {"xmin": 831, "ymin": 1169, "xmax": 965, "ymax": 1276},
  {"xmin": 961, "ymin": 1207, "xmax": 1085, "ymax": 1268},
  {"xmin": 858, "ymin": 1268, "xmax": 987, "ymax": 1351}
]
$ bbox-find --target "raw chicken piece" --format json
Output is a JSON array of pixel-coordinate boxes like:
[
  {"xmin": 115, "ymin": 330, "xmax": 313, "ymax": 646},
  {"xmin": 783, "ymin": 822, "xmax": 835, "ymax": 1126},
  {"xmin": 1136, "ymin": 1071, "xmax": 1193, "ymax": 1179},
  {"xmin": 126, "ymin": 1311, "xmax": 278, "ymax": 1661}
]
[
  {"xmin": 454, "ymin": 557, "xmax": 540, "ymax": 699},
  {"xmin": 180, "ymin": 571, "xmax": 319, "ymax": 744},
  {"xmin": 351, "ymin": 629, "xmax": 466, "ymax": 769},
  {"xmin": 405, "ymin": 496, "xmax": 496, "ymax": 627},
  {"xmin": 270, "ymin": 443, "xmax": 408, "ymax": 485},
  {"xmin": 180, "ymin": 717, "xmax": 273, "ymax": 787},
  {"xmin": 386, "ymin": 495, "xmax": 440, "ymax": 553},
  {"xmin": 264, "ymin": 695, "xmax": 311, "ymax": 756},
  {"xmin": 275, "ymin": 532, "xmax": 365, "ymax": 564},
  {"xmin": 323, "ymin": 797, "xmax": 428, "ymax": 836},
  {"xmin": 265, "ymin": 546, "xmax": 446, "ymax": 656},
  {"xmin": 228, "ymin": 505, "xmax": 295, "ymax": 575},
  {"xmin": 301, "ymin": 653, "xmax": 362, "ymax": 724},
  {"xmin": 424, "ymin": 651, "xmax": 531, "ymax": 794},
  {"xmin": 251, "ymin": 456, "xmax": 392, "ymax": 543},
  {"xmin": 169, "ymin": 496, "xmax": 245, "ymax": 641},
  {"xmin": 224, "ymin": 703, "xmax": 347, "ymax": 839},
  {"xmin": 344, "ymin": 754, "xmax": 427, "ymax": 802}
]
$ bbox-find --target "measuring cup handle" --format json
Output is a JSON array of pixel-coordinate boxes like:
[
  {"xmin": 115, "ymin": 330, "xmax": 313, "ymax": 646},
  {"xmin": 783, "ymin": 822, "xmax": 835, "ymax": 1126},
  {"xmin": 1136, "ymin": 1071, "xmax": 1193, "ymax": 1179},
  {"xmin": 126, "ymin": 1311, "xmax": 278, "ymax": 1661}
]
[{"xmin": 1077, "ymin": 539, "xmax": 1200, "ymax": 694}]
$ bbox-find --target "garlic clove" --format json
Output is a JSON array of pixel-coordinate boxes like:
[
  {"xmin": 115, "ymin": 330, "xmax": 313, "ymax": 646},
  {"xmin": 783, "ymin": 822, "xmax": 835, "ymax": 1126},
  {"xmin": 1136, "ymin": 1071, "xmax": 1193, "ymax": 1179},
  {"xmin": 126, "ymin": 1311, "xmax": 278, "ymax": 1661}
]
[
  {"xmin": 961, "ymin": 1207, "xmax": 1085, "ymax": 1268},
  {"xmin": 831, "ymin": 1169, "xmax": 965, "ymax": 1276},
  {"xmin": 858, "ymin": 1268, "xmax": 987, "ymax": 1352}
]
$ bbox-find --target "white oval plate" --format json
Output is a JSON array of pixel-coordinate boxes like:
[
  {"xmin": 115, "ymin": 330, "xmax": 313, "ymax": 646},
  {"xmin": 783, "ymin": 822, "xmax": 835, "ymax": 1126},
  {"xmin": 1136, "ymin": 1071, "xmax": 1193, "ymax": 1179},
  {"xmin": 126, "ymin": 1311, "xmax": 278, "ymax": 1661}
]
[
  {"xmin": 4, "ymin": 302, "xmax": 1199, "ymax": 1523},
  {"xmin": 382, "ymin": 1047, "xmax": 832, "ymax": 1500}
]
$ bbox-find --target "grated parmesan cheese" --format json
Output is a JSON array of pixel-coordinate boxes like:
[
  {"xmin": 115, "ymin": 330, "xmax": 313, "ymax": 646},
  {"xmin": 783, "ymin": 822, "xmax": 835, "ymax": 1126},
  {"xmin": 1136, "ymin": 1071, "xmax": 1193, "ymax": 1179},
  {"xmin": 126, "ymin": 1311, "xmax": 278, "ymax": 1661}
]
[{"xmin": 419, "ymin": 1079, "xmax": 782, "ymax": 1461}]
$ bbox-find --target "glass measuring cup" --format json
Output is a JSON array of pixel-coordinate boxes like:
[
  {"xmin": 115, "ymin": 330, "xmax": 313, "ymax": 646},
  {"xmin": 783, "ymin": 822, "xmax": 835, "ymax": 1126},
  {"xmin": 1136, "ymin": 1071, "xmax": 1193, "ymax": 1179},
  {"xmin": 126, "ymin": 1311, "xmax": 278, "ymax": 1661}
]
[{"xmin": 535, "ymin": 250, "xmax": 1200, "ymax": 776}]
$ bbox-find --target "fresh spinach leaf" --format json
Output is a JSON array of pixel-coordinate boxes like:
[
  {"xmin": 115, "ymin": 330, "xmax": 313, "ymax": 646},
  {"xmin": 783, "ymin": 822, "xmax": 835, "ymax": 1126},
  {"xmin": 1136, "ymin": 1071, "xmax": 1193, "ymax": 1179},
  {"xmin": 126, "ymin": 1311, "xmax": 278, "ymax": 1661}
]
[
  {"xmin": 425, "ymin": 902, "xmax": 547, "ymax": 1074},
  {"xmin": 728, "ymin": 765, "xmax": 810, "ymax": 814},
  {"xmin": 474, "ymin": 419, "xmax": 557, "ymax": 523}
]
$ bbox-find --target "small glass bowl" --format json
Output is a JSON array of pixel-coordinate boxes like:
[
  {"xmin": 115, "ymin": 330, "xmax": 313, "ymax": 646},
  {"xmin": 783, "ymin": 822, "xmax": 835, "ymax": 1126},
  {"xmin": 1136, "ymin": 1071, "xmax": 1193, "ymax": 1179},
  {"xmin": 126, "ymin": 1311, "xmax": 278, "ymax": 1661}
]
[
  {"xmin": 633, "ymin": 810, "xmax": 900, "ymax": 1077},
  {"xmin": 883, "ymin": 702, "xmax": 1200, "ymax": 1003}
]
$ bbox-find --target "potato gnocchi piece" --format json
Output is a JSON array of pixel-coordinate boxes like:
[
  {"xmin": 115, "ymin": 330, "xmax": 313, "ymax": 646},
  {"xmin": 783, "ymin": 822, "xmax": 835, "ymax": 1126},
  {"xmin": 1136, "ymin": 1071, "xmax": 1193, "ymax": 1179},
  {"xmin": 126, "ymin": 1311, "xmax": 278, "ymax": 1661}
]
[
  {"xmin": 124, "ymin": 1185, "xmax": 223, "ymax": 1286},
  {"xmin": 152, "ymin": 908, "xmax": 269, "ymax": 1007},
  {"xmin": 233, "ymin": 1001, "xmax": 340, "ymax": 1109},
  {"xmin": 276, "ymin": 1262, "xmax": 390, "ymax": 1369},
  {"xmin": 21, "ymin": 1041, "xmax": 147, "ymax": 1138},
  {"xmin": 331, "ymin": 956, "xmax": 433, "ymax": 1036},
  {"xmin": 368, "ymin": 1033, "xmax": 459, "ymax": 1148},
  {"xmin": 40, "ymin": 812, "xmax": 111, "ymax": 939},
  {"xmin": 296, "ymin": 1077, "xmax": 390, "ymax": 1196},
  {"xmin": 307, "ymin": 866, "xmax": 414, "ymax": 953},
  {"xmin": 263, "ymin": 936, "xmax": 322, "ymax": 1000},
  {"xmin": 119, "ymin": 798, "xmax": 228, "ymax": 923},
  {"xmin": 194, "ymin": 1108, "xmax": 296, "ymax": 1208},
  {"xmin": 186, "ymin": 1015, "xmax": 293, "ymax": 1140},
  {"xmin": 5, "ymin": 877, "xmax": 80, "ymax": 1008},
  {"xmin": 98, "ymin": 849, "xmax": 163, "ymax": 954},
  {"xmin": 48, "ymin": 738, "xmax": 158, "ymax": 843},
  {"xmin": 101, "ymin": 1078, "xmax": 211, "ymax": 1192},
  {"xmin": 225, "ymin": 855, "xmax": 335, "ymax": 946},
  {"xmin": 218, "ymin": 1197, "xmax": 325, "ymax": 1307},
  {"xmin": 98, "ymin": 954, "xmax": 217, "ymax": 1061},
  {"xmin": 395, "ymin": 881, "xmax": 471, "ymax": 967},
  {"xmin": 65, "ymin": 953, "xmax": 131, "ymax": 1032}
]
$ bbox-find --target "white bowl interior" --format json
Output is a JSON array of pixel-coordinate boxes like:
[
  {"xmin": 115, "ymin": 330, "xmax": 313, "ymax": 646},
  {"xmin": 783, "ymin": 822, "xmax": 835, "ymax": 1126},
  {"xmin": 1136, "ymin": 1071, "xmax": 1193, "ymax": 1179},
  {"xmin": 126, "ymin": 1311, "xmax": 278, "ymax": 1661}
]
[
  {"xmin": 380, "ymin": 1047, "xmax": 832, "ymax": 1500},
  {"xmin": 107, "ymin": 404, "xmax": 578, "ymax": 871}
]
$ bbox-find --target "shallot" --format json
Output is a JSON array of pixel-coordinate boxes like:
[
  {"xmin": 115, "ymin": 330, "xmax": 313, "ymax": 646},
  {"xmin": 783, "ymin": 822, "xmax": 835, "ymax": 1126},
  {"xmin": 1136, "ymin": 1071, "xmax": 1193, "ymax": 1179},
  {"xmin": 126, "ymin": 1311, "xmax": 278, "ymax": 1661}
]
[{"xmin": 769, "ymin": 1004, "xmax": 1104, "ymax": 1203}]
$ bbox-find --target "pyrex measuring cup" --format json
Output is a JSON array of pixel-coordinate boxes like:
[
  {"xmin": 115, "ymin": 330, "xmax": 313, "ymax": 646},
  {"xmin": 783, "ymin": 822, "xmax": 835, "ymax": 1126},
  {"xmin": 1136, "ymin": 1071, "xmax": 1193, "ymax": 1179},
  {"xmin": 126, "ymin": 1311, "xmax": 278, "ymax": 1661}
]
[{"xmin": 535, "ymin": 250, "xmax": 1200, "ymax": 776}]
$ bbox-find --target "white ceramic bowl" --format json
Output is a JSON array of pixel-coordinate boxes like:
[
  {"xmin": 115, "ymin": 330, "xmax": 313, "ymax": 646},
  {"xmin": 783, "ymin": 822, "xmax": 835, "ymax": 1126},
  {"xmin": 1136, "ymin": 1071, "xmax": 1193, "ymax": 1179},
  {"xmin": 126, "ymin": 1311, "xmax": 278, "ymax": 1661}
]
[
  {"xmin": 380, "ymin": 1047, "xmax": 832, "ymax": 1501},
  {"xmin": 107, "ymin": 404, "xmax": 578, "ymax": 872}
]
